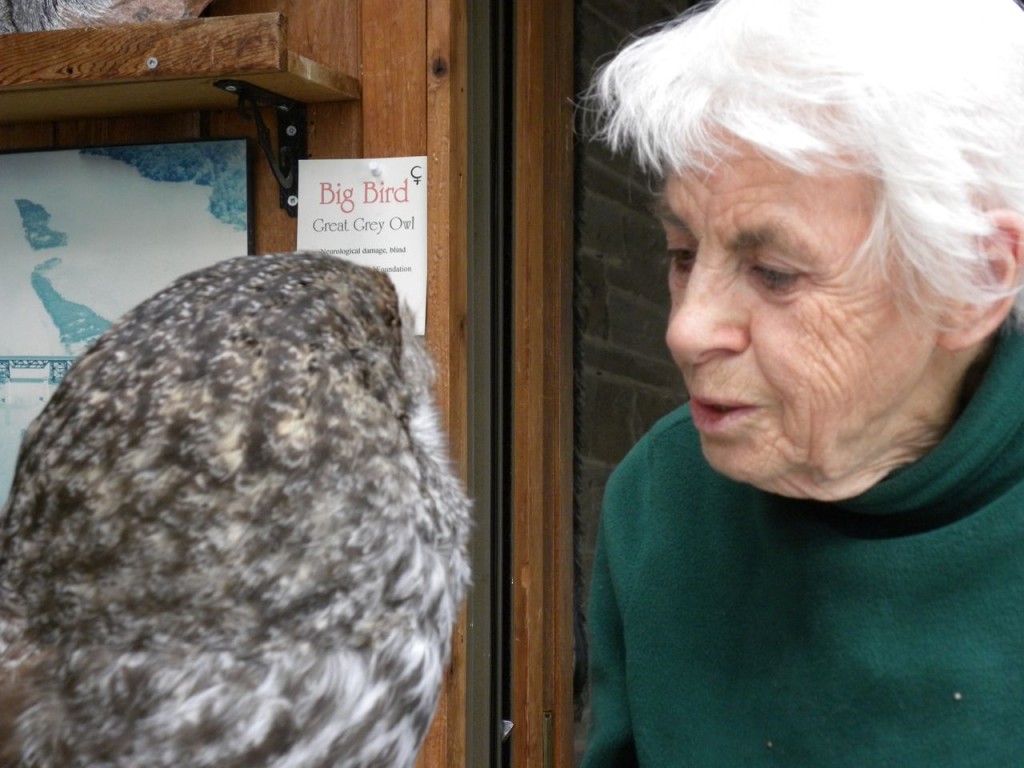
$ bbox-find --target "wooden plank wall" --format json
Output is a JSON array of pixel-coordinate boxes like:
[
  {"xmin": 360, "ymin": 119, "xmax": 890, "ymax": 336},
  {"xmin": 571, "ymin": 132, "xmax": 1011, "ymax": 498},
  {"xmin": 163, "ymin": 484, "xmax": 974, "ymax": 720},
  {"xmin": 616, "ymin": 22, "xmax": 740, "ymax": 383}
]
[{"xmin": 0, "ymin": 0, "xmax": 470, "ymax": 765}]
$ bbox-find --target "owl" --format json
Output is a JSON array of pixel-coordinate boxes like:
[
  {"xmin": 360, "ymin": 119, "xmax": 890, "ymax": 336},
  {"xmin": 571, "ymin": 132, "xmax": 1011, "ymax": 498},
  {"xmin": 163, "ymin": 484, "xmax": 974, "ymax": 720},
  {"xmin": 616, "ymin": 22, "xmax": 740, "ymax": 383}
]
[
  {"xmin": 0, "ymin": 252, "xmax": 472, "ymax": 768},
  {"xmin": 1, "ymin": 0, "xmax": 211, "ymax": 34}
]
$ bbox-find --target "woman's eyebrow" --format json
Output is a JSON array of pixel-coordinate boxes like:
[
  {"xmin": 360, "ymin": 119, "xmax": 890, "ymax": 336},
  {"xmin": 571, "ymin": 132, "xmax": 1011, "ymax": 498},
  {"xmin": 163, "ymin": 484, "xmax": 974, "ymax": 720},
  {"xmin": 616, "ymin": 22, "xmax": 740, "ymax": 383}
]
[
  {"xmin": 729, "ymin": 228, "xmax": 776, "ymax": 252},
  {"xmin": 651, "ymin": 199, "xmax": 812, "ymax": 262},
  {"xmin": 651, "ymin": 197, "xmax": 694, "ymax": 236},
  {"xmin": 727, "ymin": 225, "xmax": 808, "ymax": 261}
]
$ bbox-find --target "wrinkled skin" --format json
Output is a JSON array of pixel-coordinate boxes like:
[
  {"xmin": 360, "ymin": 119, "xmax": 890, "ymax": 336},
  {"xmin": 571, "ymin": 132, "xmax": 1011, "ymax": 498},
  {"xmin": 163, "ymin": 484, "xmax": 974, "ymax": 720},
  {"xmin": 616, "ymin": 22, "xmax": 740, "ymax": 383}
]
[{"xmin": 658, "ymin": 148, "xmax": 992, "ymax": 501}]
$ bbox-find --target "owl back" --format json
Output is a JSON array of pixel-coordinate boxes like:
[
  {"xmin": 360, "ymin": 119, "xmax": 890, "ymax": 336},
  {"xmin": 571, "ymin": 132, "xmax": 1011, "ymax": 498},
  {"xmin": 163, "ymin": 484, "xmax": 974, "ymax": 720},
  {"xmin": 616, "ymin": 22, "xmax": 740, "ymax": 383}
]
[{"xmin": 0, "ymin": 253, "xmax": 472, "ymax": 768}]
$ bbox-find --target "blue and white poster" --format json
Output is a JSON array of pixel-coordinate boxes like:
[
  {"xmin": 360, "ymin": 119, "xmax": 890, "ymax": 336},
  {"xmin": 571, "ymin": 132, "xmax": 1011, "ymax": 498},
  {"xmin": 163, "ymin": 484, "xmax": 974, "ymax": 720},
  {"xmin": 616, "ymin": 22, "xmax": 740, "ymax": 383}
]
[{"xmin": 0, "ymin": 139, "xmax": 252, "ymax": 503}]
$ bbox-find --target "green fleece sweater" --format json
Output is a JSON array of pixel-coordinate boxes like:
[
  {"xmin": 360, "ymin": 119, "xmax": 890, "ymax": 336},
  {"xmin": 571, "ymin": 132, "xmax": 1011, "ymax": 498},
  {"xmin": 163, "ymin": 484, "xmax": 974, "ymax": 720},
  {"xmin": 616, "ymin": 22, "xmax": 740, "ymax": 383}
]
[{"xmin": 582, "ymin": 329, "xmax": 1024, "ymax": 767}]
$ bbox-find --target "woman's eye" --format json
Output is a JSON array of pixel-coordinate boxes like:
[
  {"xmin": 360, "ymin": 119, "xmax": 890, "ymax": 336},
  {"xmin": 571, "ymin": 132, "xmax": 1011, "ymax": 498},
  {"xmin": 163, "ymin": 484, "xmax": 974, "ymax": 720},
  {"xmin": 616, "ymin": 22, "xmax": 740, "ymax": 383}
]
[
  {"xmin": 666, "ymin": 248, "xmax": 696, "ymax": 274},
  {"xmin": 752, "ymin": 265, "xmax": 798, "ymax": 293}
]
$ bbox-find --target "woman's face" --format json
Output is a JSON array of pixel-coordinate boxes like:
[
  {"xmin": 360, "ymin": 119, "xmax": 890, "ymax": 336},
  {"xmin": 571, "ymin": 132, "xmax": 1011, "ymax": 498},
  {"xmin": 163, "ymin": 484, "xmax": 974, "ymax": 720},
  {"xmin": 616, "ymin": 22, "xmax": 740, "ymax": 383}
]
[{"xmin": 661, "ymin": 150, "xmax": 973, "ymax": 500}]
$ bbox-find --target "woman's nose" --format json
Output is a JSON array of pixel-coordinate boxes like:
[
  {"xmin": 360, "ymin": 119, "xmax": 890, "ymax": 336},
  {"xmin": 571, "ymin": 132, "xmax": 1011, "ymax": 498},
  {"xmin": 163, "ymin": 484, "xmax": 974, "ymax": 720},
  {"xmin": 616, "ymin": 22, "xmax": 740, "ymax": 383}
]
[{"xmin": 665, "ymin": 262, "xmax": 750, "ymax": 366}]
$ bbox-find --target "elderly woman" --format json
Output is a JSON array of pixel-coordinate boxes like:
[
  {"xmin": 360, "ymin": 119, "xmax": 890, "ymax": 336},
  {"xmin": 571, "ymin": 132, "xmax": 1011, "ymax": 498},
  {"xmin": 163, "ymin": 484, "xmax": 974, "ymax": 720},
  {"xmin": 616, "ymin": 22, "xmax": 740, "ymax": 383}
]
[{"xmin": 582, "ymin": 0, "xmax": 1024, "ymax": 765}]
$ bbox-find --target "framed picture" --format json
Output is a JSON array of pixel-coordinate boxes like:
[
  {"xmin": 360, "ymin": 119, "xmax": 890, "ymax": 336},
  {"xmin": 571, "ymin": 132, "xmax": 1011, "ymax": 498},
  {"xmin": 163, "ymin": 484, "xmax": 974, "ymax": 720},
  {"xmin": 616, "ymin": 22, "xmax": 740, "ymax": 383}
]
[{"xmin": 0, "ymin": 138, "xmax": 253, "ymax": 502}]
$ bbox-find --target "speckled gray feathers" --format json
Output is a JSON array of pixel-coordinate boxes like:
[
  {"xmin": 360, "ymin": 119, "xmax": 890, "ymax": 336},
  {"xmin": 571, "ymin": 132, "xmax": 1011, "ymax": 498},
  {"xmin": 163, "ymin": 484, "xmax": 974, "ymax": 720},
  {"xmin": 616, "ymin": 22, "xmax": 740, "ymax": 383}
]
[
  {"xmin": 0, "ymin": 253, "xmax": 471, "ymax": 767},
  {"xmin": 0, "ymin": 0, "xmax": 211, "ymax": 33}
]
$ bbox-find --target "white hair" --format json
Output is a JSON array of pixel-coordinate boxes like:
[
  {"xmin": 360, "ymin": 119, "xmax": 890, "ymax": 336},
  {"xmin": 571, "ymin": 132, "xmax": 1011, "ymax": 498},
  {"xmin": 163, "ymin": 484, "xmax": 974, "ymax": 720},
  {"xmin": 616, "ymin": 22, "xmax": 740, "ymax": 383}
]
[{"xmin": 586, "ymin": 0, "xmax": 1024, "ymax": 326}]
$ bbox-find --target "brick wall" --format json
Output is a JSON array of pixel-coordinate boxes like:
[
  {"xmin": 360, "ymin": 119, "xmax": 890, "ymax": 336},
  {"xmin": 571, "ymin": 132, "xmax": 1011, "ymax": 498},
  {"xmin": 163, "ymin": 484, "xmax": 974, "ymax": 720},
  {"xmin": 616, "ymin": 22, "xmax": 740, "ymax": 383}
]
[{"xmin": 573, "ymin": 0, "xmax": 695, "ymax": 762}]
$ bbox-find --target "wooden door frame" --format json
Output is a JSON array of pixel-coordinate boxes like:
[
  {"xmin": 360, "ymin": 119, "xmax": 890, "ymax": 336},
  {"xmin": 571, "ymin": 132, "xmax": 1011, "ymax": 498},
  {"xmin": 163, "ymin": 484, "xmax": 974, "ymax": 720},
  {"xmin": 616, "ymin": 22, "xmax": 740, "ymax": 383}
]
[{"xmin": 510, "ymin": 0, "xmax": 576, "ymax": 765}]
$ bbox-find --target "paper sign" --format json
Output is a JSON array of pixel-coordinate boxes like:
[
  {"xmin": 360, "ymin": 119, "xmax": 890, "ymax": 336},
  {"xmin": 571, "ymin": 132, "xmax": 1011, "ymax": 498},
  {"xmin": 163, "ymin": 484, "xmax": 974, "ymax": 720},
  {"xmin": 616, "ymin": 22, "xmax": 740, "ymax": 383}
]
[{"xmin": 297, "ymin": 157, "xmax": 428, "ymax": 334}]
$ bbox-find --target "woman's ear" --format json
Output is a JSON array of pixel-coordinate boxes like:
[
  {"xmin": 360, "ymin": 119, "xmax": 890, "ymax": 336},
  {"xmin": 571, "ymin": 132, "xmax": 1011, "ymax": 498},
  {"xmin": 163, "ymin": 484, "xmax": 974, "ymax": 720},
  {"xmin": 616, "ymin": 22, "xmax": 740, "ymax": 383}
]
[{"xmin": 938, "ymin": 209, "xmax": 1024, "ymax": 351}]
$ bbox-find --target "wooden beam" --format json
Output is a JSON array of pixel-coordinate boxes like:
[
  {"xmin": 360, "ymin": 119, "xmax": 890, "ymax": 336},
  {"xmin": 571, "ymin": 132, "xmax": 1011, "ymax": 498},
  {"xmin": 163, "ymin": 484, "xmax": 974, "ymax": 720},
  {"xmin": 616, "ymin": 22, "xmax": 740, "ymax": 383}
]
[
  {"xmin": 361, "ymin": 0, "xmax": 427, "ymax": 158},
  {"xmin": 511, "ymin": 0, "xmax": 576, "ymax": 765},
  {"xmin": 359, "ymin": 3, "xmax": 469, "ymax": 767},
  {"xmin": 419, "ymin": 0, "xmax": 469, "ymax": 766}
]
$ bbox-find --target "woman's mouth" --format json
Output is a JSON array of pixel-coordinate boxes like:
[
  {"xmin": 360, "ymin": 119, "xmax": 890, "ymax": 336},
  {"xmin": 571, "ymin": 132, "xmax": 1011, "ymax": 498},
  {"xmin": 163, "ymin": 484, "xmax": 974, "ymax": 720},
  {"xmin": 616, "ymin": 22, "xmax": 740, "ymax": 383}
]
[{"xmin": 688, "ymin": 398, "xmax": 753, "ymax": 433}]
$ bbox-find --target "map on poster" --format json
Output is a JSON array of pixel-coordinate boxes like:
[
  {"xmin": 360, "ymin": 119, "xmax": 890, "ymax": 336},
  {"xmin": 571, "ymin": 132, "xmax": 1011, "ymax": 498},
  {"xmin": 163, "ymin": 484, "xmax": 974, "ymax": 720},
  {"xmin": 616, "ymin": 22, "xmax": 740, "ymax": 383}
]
[
  {"xmin": 0, "ymin": 140, "xmax": 251, "ymax": 504},
  {"xmin": 297, "ymin": 156, "xmax": 428, "ymax": 335}
]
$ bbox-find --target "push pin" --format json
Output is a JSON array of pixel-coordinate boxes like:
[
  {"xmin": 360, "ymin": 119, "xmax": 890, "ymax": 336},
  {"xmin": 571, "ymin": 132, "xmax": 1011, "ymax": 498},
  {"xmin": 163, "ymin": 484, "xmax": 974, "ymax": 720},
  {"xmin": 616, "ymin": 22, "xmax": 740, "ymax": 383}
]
[{"xmin": 369, "ymin": 162, "xmax": 383, "ymax": 177}]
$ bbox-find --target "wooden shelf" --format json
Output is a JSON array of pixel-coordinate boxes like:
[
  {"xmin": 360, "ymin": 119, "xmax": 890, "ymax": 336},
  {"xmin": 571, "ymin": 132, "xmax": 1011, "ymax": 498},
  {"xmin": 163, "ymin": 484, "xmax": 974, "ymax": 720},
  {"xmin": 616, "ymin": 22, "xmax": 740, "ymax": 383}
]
[{"xmin": 0, "ymin": 13, "xmax": 360, "ymax": 124}]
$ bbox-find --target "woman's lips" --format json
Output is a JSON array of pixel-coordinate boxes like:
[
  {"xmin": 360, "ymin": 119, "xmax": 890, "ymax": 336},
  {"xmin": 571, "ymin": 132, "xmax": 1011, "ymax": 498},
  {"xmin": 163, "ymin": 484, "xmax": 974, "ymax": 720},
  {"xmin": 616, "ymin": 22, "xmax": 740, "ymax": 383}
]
[{"xmin": 688, "ymin": 398, "xmax": 755, "ymax": 433}]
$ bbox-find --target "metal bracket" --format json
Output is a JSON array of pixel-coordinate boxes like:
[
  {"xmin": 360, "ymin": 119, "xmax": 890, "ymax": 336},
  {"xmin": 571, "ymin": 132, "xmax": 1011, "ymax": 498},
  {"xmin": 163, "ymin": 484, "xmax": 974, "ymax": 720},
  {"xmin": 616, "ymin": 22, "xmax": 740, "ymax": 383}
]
[{"xmin": 214, "ymin": 79, "xmax": 307, "ymax": 217}]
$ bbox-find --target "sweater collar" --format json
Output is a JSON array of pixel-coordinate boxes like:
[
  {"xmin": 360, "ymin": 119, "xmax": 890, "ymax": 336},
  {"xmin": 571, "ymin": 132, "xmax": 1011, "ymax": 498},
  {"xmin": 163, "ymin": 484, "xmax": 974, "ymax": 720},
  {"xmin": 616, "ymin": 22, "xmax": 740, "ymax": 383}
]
[{"xmin": 825, "ymin": 327, "xmax": 1024, "ymax": 528}]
